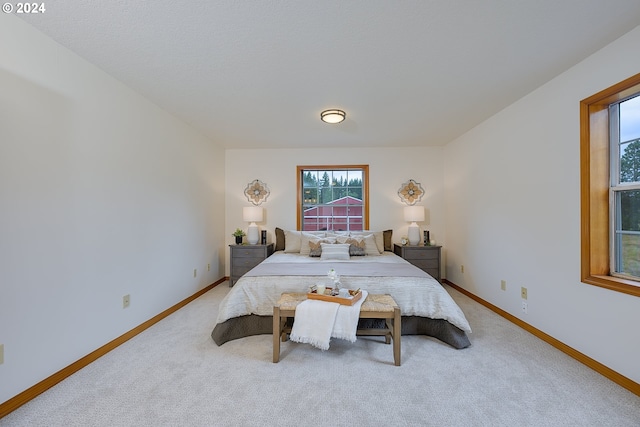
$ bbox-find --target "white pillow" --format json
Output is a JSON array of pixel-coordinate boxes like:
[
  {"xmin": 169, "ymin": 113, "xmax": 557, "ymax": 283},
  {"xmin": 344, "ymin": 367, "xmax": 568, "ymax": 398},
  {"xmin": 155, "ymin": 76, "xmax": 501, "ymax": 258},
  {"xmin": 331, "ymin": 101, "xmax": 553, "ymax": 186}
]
[
  {"xmin": 320, "ymin": 243, "xmax": 351, "ymax": 260},
  {"xmin": 350, "ymin": 230, "xmax": 384, "ymax": 253},
  {"xmin": 283, "ymin": 230, "xmax": 301, "ymax": 253},
  {"xmin": 284, "ymin": 230, "xmax": 326, "ymax": 253},
  {"xmin": 362, "ymin": 234, "xmax": 381, "ymax": 256},
  {"xmin": 325, "ymin": 231, "xmax": 349, "ymax": 238},
  {"xmin": 335, "ymin": 235, "xmax": 349, "ymax": 244},
  {"xmin": 373, "ymin": 231, "xmax": 384, "ymax": 253}
]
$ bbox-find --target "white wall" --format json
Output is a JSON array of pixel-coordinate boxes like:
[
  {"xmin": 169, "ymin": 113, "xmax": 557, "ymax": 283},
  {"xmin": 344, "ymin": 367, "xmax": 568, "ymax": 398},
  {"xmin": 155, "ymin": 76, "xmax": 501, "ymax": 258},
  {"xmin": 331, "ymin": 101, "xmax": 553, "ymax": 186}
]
[
  {"xmin": 444, "ymin": 26, "xmax": 640, "ymax": 383},
  {"xmin": 225, "ymin": 147, "xmax": 445, "ymax": 273},
  {"xmin": 0, "ymin": 15, "xmax": 225, "ymax": 403}
]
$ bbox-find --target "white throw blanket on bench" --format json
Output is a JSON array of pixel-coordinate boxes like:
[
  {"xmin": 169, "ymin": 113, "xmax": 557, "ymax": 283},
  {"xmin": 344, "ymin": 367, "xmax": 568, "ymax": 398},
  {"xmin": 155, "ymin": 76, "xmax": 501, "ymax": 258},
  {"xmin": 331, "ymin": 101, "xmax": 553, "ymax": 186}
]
[{"xmin": 290, "ymin": 290, "xmax": 368, "ymax": 350}]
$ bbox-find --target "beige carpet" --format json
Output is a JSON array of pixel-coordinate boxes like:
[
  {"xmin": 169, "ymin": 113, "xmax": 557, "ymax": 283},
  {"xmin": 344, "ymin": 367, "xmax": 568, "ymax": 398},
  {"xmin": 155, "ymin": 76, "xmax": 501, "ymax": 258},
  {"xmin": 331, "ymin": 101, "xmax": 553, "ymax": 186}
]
[{"xmin": 2, "ymin": 283, "xmax": 639, "ymax": 426}]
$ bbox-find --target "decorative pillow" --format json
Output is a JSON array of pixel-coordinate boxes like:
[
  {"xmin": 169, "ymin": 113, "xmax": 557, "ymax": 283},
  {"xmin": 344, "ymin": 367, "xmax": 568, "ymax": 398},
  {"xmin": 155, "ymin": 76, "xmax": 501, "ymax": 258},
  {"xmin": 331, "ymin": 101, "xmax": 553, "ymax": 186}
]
[
  {"xmin": 320, "ymin": 243, "xmax": 351, "ymax": 260},
  {"xmin": 346, "ymin": 238, "xmax": 366, "ymax": 256},
  {"xmin": 336, "ymin": 236, "xmax": 366, "ymax": 256},
  {"xmin": 275, "ymin": 227, "xmax": 285, "ymax": 251},
  {"xmin": 308, "ymin": 240, "xmax": 323, "ymax": 257},
  {"xmin": 383, "ymin": 229, "xmax": 393, "ymax": 251},
  {"xmin": 306, "ymin": 238, "xmax": 336, "ymax": 257},
  {"xmin": 300, "ymin": 232, "xmax": 328, "ymax": 255},
  {"xmin": 349, "ymin": 230, "xmax": 384, "ymax": 253}
]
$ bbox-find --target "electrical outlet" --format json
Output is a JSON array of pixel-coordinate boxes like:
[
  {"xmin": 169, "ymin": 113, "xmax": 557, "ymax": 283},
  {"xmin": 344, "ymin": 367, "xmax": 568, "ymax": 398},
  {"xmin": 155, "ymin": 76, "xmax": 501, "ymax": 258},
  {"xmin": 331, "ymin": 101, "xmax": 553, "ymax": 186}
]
[
  {"xmin": 123, "ymin": 294, "xmax": 130, "ymax": 309},
  {"xmin": 0, "ymin": 343, "xmax": 4, "ymax": 365},
  {"xmin": 501, "ymin": 280, "xmax": 506, "ymax": 291},
  {"xmin": 193, "ymin": 269, "xmax": 197, "ymax": 278},
  {"xmin": 460, "ymin": 265, "xmax": 464, "ymax": 273},
  {"xmin": 521, "ymin": 287, "xmax": 528, "ymax": 299},
  {"xmin": 522, "ymin": 301, "xmax": 528, "ymax": 314},
  {"xmin": 207, "ymin": 263, "xmax": 210, "ymax": 272}
]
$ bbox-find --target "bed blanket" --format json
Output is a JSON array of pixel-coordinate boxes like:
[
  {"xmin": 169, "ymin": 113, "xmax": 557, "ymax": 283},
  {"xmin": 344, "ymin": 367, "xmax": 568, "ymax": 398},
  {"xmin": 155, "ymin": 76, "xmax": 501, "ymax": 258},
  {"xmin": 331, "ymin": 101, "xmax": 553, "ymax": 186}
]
[
  {"xmin": 245, "ymin": 261, "xmax": 429, "ymax": 278},
  {"xmin": 215, "ymin": 252, "xmax": 471, "ymax": 334}
]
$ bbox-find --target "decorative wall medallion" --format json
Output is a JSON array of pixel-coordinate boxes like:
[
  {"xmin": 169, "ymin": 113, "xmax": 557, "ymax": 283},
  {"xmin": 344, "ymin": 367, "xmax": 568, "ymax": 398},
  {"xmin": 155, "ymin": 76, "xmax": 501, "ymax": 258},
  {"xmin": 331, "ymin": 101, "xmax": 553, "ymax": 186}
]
[
  {"xmin": 398, "ymin": 179, "xmax": 424, "ymax": 205},
  {"xmin": 244, "ymin": 179, "xmax": 270, "ymax": 205}
]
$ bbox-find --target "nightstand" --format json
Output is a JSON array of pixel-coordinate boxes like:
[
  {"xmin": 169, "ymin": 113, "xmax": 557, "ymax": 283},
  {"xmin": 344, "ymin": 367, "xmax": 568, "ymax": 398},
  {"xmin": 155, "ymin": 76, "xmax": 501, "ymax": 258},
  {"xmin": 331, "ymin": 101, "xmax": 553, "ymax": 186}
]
[
  {"xmin": 393, "ymin": 244, "xmax": 441, "ymax": 282},
  {"xmin": 229, "ymin": 243, "xmax": 274, "ymax": 286}
]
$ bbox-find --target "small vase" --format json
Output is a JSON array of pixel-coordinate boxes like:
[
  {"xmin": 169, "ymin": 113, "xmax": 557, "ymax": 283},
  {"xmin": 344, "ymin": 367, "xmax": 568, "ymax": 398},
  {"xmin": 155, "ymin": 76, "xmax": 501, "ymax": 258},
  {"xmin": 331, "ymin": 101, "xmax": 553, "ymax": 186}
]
[{"xmin": 235, "ymin": 235, "xmax": 243, "ymax": 244}]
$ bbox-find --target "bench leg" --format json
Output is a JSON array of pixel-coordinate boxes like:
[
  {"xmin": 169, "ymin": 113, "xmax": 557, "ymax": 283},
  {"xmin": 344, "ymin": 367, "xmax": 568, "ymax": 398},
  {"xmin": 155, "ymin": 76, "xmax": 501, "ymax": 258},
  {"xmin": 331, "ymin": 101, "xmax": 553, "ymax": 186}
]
[
  {"xmin": 384, "ymin": 319, "xmax": 392, "ymax": 344},
  {"xmin": 393, "ymin": 307, "xmax": 401, "ymax": 366},
  {"xmin": 273, "ymin": 306, "xmax": 280, "ymax": 363},
  {"xmin": 280, "ymin": 317, "xmax": 287, "ymax": 342}
]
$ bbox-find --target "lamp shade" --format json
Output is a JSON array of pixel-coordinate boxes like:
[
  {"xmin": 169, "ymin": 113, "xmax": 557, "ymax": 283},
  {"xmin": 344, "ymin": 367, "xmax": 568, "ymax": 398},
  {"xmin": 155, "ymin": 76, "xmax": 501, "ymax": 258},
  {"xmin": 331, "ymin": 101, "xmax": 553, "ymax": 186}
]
[
  {"xmin": 243, "ymin": 207, "xmax": 263, "ymax": 223},
  {"xmin": 404, "ymin": 205, "xmax": 425, "ymax": 222}
]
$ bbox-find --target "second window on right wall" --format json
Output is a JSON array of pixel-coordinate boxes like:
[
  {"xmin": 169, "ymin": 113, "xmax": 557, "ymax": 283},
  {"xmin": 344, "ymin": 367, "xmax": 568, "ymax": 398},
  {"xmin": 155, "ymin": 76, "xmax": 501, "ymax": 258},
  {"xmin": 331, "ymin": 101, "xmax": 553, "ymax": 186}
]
[{"xmin": 581, "ymin": 72, "xmax": 640, "ymax": 297}]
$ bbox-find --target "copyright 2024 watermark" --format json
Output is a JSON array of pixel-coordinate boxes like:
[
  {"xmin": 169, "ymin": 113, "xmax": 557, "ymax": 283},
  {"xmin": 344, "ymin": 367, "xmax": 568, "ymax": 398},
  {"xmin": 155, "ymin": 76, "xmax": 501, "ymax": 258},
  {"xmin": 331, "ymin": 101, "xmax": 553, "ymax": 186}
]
[{"xmin": 3, "ymin": 3, "xmax": 46, "ymax": 13}]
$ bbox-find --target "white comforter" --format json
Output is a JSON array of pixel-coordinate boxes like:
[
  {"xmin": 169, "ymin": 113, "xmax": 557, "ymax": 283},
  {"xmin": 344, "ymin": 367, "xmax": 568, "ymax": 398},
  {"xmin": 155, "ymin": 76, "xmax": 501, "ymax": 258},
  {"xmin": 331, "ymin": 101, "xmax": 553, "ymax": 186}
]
[{"xmin": 217, "ymin": 252, "xmax": 471, "ymax": 333}]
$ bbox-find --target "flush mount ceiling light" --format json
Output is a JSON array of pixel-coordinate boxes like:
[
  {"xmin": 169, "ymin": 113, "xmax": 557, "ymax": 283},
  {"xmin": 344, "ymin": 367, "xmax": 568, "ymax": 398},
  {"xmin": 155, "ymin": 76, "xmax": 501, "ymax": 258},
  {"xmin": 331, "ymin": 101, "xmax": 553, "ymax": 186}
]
[{"xmin": 320, "ymin": 109, "xmax": 346, "ymax": 124}]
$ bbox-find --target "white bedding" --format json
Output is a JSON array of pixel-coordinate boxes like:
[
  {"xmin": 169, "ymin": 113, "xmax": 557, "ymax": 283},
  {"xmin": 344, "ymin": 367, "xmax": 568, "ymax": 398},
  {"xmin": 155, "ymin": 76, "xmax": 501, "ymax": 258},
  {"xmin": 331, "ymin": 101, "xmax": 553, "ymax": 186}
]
[{"xmin": 216, "ymin": 251, "xmax": 471, "ymax": 333}]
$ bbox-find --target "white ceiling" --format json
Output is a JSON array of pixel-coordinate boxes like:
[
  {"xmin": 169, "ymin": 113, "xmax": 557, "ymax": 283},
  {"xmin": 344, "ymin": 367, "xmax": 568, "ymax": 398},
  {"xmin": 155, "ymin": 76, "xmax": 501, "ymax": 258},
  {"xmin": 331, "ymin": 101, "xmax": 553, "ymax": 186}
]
[{"xmin": 19, "ymin": 1, "xmax": 640, "ymax": 149}]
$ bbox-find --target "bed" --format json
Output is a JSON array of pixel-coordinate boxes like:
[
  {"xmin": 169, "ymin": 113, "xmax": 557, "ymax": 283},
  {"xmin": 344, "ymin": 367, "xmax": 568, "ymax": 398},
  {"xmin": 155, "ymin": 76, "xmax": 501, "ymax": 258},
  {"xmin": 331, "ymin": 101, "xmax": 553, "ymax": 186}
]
[{"xmin": 211, "ymin": 230, "xmax": 472, "ymax": 349}]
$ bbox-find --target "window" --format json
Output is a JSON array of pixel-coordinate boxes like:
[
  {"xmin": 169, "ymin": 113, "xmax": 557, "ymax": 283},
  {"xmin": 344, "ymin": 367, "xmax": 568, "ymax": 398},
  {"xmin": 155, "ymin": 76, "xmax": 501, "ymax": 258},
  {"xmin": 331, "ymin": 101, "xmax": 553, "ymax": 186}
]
[
  {"xmin": 297, "ymin": 165, "xmax": 369, "ymax": 231},
  {"xmin": 580, "ymin": 72, "xmax": 640, "ymax": 297},
  {"xmin": 610, "ymin": 96, "xmax": 640, "ymax": 281}
]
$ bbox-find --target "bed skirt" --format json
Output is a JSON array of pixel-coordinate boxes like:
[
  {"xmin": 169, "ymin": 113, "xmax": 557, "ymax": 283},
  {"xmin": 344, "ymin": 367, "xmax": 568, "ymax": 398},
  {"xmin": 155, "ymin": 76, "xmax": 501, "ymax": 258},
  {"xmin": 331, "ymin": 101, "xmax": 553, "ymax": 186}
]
[{"xmin": 211, "ymin": 315, "xmax": 471, "ymax": 349}]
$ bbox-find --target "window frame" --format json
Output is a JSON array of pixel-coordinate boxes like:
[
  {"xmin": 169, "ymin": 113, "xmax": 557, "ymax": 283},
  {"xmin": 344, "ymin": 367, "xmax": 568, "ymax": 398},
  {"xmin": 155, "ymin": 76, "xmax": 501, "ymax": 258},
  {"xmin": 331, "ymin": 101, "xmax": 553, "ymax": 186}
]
[
  {"xmin": 580, "ymin": 72, "xmax": 640, "ymax": 297},
  {"xmin": 608, "ymin": 100, "xmax": 640, "ymax": 281},
  {"xmin": 296, "ymin": 165, "xmax": 369, "ymax": 231}
]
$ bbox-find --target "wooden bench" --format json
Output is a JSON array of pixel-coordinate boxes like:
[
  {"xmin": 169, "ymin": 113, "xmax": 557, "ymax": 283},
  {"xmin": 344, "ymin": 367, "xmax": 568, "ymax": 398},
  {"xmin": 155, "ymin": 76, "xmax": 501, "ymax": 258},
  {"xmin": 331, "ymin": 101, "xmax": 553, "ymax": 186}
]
[{"xmin": 273, "ymin": 293, "xmax": 401, "ymax": 366}]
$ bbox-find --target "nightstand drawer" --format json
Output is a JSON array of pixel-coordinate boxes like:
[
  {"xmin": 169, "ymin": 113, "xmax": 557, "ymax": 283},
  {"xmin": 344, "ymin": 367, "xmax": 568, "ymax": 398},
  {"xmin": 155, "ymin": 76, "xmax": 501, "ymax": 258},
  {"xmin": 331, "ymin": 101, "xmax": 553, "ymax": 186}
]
[
  {"xmin": 233, "ymin": 248, "xmax": 265, "ymax": 258},
  {"xmin": 232, "ymin": 256, "xmax": 262, "ymax": 269},
  {"xmin": 402, "ymin": 249, "xmax": 439, "ymax": 261},
  {"xmin": 408, "ymin": 259, "xmax": 439, "ymax": 270}
]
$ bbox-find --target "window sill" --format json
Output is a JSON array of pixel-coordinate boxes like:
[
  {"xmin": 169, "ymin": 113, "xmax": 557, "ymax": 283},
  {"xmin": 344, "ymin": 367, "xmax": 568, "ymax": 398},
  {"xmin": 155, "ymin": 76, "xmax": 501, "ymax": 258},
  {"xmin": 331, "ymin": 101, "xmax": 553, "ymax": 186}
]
[{"xmin": 583, "ymin": 274, "xmax": 640, "ymax": 297}]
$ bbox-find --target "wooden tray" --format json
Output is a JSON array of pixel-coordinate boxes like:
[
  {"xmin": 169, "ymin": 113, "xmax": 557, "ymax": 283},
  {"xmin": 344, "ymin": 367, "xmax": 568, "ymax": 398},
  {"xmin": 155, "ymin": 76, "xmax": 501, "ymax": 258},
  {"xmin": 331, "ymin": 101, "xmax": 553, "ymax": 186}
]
[{"xmin": 307, "ymin": 288, "xmax": 362, "ymax": 306}]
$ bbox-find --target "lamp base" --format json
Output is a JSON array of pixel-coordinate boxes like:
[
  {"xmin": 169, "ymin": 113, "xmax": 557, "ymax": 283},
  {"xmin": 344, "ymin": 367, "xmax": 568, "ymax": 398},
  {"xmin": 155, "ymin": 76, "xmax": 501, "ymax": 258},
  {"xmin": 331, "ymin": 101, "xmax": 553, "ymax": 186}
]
[
  {"xmin": 408, "ymin": 223, "xmax": 420, "ymax": 245},
  {"xmin": 247, "ymin": 223, "xmax": 259, "ymax": 245}
]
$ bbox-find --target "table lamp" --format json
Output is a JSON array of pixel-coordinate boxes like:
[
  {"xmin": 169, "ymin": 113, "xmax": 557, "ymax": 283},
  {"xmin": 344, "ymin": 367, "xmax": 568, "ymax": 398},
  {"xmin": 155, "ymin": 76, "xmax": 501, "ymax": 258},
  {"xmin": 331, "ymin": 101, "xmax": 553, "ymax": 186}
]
[
  {"xmin": 243, "ymin": 206, "xmax": 263, "ymax": 245},
  {"xmin": 404, "ymin": 205, "xmax": 424, "ymax": 245}
]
